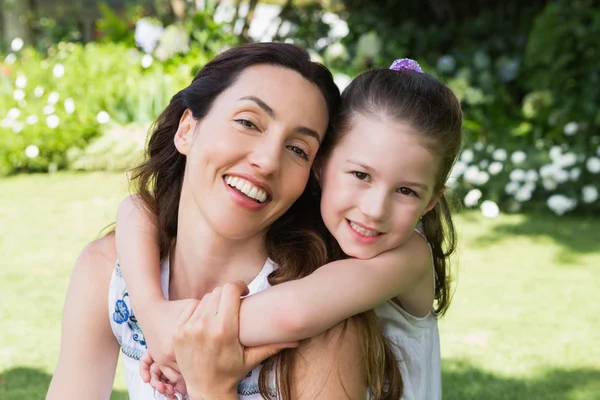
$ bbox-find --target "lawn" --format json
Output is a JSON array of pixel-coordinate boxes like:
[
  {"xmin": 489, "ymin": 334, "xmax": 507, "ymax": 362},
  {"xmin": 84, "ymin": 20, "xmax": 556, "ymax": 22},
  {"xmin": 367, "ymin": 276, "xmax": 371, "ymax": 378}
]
[{"xmin": 1, "ymin": 172, "xmax": 598, "ymax": 400}]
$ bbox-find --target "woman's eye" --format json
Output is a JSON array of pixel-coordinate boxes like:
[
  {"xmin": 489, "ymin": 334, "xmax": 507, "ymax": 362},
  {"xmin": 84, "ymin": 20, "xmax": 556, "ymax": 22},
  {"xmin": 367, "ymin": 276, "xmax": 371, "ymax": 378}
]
[
  {"xmin": 287, "ymin": 146, "xmax": 309, "ymax": 160},
  {"xmin": 398, "ymin": 187, "xmax": 416, "ymax": 196},
  {"xmin": 236, "ymin": 119, "xmax": 257, "ymax": 130},
  {"xmin": 352, "ymin": 171, "xmax": 370, "ymax": 181}
]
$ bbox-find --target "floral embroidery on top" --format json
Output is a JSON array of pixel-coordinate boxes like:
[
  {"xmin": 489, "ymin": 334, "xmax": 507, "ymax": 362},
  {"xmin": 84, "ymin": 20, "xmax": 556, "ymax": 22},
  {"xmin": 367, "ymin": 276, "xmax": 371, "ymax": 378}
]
[{"xmin": 112, "ymin": 292, "xmax": 147, "ymax": 349}]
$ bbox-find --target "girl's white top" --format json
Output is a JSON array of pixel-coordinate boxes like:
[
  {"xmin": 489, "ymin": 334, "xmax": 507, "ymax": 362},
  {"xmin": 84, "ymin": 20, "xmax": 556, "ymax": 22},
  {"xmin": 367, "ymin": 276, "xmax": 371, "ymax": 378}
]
[
  {"xmin": 373, "ymin": 227, "xmax": 442, "ymax": 400},
  {"xmin": 108, "ymin": 228, "xmax": 440, "ymax": 400}
]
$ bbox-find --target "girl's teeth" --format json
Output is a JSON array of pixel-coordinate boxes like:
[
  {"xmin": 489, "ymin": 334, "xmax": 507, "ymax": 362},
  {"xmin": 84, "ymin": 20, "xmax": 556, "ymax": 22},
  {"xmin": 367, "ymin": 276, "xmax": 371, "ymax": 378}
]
[
  {"xmin": 349, "ymin": 221, "xmax": 380, "ymax": 237},
  {"xmin": 224, "ymin": 175, "xmax": 268, "ymax": 203}
]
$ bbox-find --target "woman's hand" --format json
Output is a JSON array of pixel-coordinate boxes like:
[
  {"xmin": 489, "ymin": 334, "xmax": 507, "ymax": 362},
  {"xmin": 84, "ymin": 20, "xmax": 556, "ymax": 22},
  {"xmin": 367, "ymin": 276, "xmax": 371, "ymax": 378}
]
[{"xmin": 173, "ymin": 281, "xmax": 298, "ymax": 399}]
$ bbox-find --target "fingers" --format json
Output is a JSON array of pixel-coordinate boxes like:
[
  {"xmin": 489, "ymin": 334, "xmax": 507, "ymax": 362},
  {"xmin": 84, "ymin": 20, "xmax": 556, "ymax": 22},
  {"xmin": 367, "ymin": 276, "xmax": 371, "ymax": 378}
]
[
  {"xmin": 244, "ymin": 341, "xmax": 299, "ymax": 370},
  {"xmin": 203, "ymin": 286, "xmax": 223, "ymax": 318},
  {"xmin": 139, "ymin": 352, "xmax": 154, "ymax": 383},
  {"xmin": 218, "ymin": 281, "xmax": 249, "ymax": 326}
]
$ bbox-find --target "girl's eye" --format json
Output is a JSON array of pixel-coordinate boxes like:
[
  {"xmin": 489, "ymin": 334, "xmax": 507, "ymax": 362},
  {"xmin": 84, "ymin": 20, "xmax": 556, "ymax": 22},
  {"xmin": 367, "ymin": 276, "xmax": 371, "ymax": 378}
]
[
  {"xmin": 398, "ymin": 187, "xmax": 416, "ymax": 196},
  {"xmin": 287, "ymin": 146, "xmax": 309, "ymax": 160},
  {"xmin": 236, "ymin": 119, "xmax": 257, "ymax": 130},
  {"xmin": 352, "ymin": 171, "xmax": 370, "ymax": 181}
]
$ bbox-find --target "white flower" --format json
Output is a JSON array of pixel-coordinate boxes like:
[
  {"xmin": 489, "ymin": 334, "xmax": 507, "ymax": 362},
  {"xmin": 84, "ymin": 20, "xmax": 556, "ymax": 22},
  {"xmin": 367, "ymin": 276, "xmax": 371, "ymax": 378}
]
[
  {"xmin": 141, "ymin": 54, "xmax": 154, "ymax": 69},
  {"xmin": 64, "ymin": 98, "xmax": 75, "ymax": 114},
  {"xmin": 505, "ymin": 181, "xmax": 520, "ymax": 195},
  {"xmin": 460, "ymin": 149, "xmax": 474, "ymax": 163},
  {"xmin": 480, "ymin": 200, "xmax": 500, "ymax": 218},
  {"xmin": 558, "ymin": 152, "xmax": 577, "ymax": 168},
  {"xmin": 333, "ymin": 74, "xmax": 352, "ymax": 91},
  {"xmin": 563, "ymin": 122, "xmax": 578, "ymax": 136},
  {"xmin": 43, "ymin": 105, "xmax": 55, "ymax": 115},
  {"xmin": 474, "ymin": 142, "xmax": 484, "ymax": 151},
  {"xmin": 586, "ymin": 157, "xmax": 600, "ymax": 173},
  {"xmin": 554, "ymin": 168, "xmax": 569, "ymax": 183},
  {"xmin": 478, "ymin": 159, "xmax": 489, "ymax": 169},
  {"xmin": 12, "ymin": 122, "xmax": 23, "ymax": 133},
  {"xmin": 11, "ymin": 37, "xmax": 24, "ymax": 52},
  {"xmin": 25, "ymin": 144, "xmax": 39, "ymax": 158},
  {"xmin": 542, "ymin": 178, "xmax": 557, "ymax": 191},
  {"xmin": 13, "ymin": 89, "xmax": 25, "ymax": 101},
  {"xmin": 549, "ymin": 145, "xmax": 562, "ymax": 161},
  {"xmin": 582, "ymin": 185, "xmax": 598, "ymax": 204},
  {"xmin": 464, "ymin": 189, "xmax": 482, "ymax": 207},
  {"xmin": 96, "ymin": 111, "xmax": 110, "ymax": 124},
  {"xmin": 547, "ymin": 194, "xmax": 577, "ymax": 215},
  {"xmin": 25, "ymin": 115, "xmax": 38, "ymax": 125},
  {"xmin": 509, "ymin": 169, "xmax": 526, "ymax": 182},
  {"xmin": 34, "ymin": 86, "xmax": 44, "ymax": 98},
  {"xmin": 46, "ymin": 114, "xmax": 60, "ymax": 129},
  {"xmin": 53, "ymin": 63, "xmax": 65, "ymax": 78},
  {"xmin": 135, "ymin": 18, "xmax": 164, "ymax": 54},
  {"xmin": 526, "ymin": 170, "xmax": 539, "ymax": 182},
  {"xmin": 463, "ymin": 165, "xmax": 480, "ymax": 184},
  {"xmin": 475, "ymin": 171, "xmax": 490, "ymax": 185},
  {"xmin": 7, "ymin": 107, "xmax": 21, "ymax": 120},
  {"xmin": 492, "ymin": 148, "xmax": 507, "ymax": 161},
  {"xmin": 511, "ymin": 151, "xmax": 527, "ymax": 164},
  {"xmin": 15, "ymin": 75, "xmax": 27, "ymax": 88},
  {"xmin": 570, "ymin": 167, "xmax": 581, "ymax": 181},
  {"xmin": 515, "ymin": 187, "xmax": 533, "ymax": 202},
  {"xmin": 5, "ymin": 53, "xmax": 16, "ymax": 64},
  {"xmin": 449, "ymin": 160, "xmax": 467, "ymax": 178},
  {"xmin": 48, "ymin": 91, "xmax": 59, "ymax": 105},
  {"xmin": 488, "ymin": 161, "xmax": 503, "ymax": 175},
  {"xmin": 436, "ymin": 55, "xmax": 456, "ymax": 74}
]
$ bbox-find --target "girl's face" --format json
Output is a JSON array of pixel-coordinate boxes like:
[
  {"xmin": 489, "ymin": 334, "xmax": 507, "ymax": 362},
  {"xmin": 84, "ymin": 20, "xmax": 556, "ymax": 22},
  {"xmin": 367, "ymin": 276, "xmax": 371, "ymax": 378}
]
[
  {"xmin": 319, "ymin": 112, "xmax": 441, "ymax": 259},
  {"xmin": 176, "ymin": 64, "xmax": 329, "ymax": 240}
]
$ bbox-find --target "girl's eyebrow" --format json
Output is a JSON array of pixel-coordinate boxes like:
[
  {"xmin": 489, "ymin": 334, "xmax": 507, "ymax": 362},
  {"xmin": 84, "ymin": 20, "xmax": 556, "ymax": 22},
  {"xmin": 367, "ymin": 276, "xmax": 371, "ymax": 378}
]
[{"xmin": 346, "ymin": 159, "xmax": 374, "ymax": 172}]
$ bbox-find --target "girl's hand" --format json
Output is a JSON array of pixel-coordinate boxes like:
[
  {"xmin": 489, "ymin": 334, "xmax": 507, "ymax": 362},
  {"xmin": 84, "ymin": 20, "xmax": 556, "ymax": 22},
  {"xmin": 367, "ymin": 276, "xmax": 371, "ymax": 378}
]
[
  {"xmin": 173, "ymin": 282, "xmax": 298, "ymax": 399},
  {"xmin": 140, "ymin": 352, "xmax": 187, "ymax": 399},
  {"xmin": 138, "ymin": 299, "xmax": 200, "ymax": 398}
]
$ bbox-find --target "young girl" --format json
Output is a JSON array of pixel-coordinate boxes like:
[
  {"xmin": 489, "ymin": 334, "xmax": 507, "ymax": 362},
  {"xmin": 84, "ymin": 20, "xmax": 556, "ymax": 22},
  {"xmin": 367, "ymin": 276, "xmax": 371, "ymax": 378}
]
[{"xmin": 116, "ymin": 58, "xmax": 462, "ymax": 399}]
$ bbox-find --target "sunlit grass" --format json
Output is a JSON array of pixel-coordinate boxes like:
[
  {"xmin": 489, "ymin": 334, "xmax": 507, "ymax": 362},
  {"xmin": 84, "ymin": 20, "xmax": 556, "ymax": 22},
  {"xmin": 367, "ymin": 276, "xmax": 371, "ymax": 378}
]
[{"xmin": 1, "ymin": 172, "xmax": 598, "ymax": 399}]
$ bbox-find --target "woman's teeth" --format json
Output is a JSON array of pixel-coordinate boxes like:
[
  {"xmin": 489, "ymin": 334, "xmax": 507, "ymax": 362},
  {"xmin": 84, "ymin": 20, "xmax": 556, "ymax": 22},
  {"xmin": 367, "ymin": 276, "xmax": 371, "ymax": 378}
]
[
  {"xmin": 225, "ymin": 175, "xmax": 268, "ymax": 203},
  {"xmin": 349, "ymin": 221, "xmax": 381, "ymax": 236}
]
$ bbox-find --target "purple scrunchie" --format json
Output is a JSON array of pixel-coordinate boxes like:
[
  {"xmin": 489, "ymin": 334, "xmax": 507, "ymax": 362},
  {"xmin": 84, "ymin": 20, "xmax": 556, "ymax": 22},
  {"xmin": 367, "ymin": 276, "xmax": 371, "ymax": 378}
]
[{"xmin": 389, "ymin": 58, "xmax": 423, "ymax": 73}]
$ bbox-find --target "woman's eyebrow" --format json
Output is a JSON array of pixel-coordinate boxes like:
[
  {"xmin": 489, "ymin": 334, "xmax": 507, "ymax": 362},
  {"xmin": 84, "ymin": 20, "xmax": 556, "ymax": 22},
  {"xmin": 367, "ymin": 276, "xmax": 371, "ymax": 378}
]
[
  {"xmin": 238, "ymin": 96, "xmax": 275, "ymax": 118},
  {"xmin": 238, "ymin": 95, "xmax": 321, "ymax": 143}
]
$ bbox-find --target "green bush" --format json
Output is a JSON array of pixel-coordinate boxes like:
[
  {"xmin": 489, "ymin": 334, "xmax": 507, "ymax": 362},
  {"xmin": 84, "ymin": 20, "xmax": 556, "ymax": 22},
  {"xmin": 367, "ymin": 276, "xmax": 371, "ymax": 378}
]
[{"xmin": 0, "ymin": 42, "xmax": 194, "ymax": 175}]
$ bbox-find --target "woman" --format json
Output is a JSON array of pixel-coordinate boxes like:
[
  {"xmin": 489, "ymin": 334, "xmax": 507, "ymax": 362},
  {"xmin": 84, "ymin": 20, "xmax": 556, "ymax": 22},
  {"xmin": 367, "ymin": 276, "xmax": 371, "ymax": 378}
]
[{"xmin": 46, "ymin": 42, "xmax": 369, "ymax": 399}]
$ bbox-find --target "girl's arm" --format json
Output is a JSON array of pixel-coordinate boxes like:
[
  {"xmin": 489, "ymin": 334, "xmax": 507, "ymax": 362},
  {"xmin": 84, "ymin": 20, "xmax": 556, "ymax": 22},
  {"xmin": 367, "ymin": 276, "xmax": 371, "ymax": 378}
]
[
  {"xmin": 47, "ymin": 236, "xmax": 120, "ymax": 399},
  {"xmin": 238, "ymin": 232, "xmax": 432, "ymax": 346},
  {"xmin": 116, "ymin": 194, "xmax": 431, "ymax": 360},
  {"xmin": 115, "ymin": 195, "xmax": 196, "ymax": 376}
]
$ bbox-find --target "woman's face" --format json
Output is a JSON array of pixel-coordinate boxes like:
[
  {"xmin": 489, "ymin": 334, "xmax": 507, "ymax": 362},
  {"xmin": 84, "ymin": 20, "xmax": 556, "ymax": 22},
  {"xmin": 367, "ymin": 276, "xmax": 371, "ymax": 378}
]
[{"xmin": 176, "ymin": 64, "xmax": 329, "ymax": 240}]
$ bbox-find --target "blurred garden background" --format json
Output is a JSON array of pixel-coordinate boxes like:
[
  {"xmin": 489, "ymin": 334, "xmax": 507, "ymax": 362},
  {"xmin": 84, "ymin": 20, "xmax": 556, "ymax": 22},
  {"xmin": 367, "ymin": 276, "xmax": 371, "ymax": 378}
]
[{"xmin": 0, "ymin": 0, "xmax": 599, "ymax": 399}]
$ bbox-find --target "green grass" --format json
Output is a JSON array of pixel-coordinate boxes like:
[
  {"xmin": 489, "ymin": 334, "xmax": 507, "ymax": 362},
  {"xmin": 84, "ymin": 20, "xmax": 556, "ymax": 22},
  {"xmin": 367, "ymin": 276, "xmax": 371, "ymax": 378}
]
[{"xmin": 1, "ymin": 172, "xmax": 599, "ymax": 399}]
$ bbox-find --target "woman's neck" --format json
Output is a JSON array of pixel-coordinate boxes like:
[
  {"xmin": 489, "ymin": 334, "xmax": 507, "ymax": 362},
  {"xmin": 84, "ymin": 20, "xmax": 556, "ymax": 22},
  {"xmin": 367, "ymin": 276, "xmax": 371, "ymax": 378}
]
[{"xmin": 168, "ymin": 198, "xmax": 269, "ymax": 301}]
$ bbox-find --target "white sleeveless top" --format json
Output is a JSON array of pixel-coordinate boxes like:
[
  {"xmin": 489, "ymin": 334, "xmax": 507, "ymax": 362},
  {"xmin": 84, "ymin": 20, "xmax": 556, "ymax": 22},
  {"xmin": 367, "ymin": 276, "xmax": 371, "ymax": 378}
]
[
  {"xmin": 373, "ymin": 227, "xmax": 441, "ymax": 400},
  {"xmin": 108, "ymin": 258, "xmax": 278, "ymax": 400}
]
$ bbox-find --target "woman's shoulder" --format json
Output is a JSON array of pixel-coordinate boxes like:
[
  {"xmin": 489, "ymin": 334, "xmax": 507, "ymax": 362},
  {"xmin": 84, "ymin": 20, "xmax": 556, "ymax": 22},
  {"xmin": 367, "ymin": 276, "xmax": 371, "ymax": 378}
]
[{"xmin": 76, "ymin": 233, "xmax": 117, "ymax": 275}]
